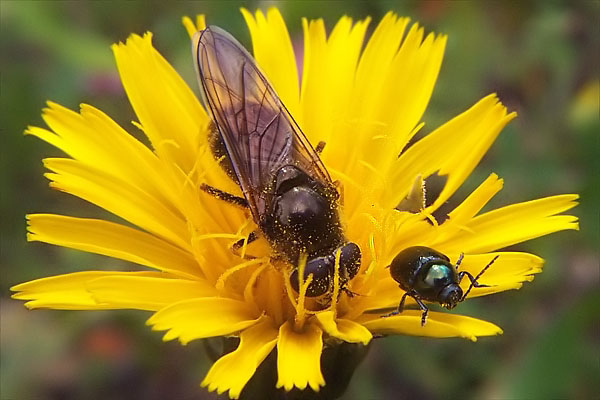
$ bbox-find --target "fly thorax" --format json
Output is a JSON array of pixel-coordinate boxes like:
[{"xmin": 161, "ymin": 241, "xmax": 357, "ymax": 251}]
[{"xmin": 271, "ymin": 186, "xmax": 341, "ymax": 249}]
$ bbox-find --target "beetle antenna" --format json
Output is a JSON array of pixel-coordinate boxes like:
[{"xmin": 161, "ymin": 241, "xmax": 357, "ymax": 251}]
[
  {"xmin": 461, "ymin": 255, "xmax": 499, "ymax": 301},
  {"xmin": 455, "ymin": 252, "xmax": 465, "ymax": 270}
]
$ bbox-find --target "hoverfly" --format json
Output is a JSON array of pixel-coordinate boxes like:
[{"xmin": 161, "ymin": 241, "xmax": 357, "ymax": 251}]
[
  {"xmin": 193, "ymin": 26, "xmax": 361, "ymax": 297},
  {"xmin": 384, "ymin": 246, "xmax": 498, "ymax": 326}
]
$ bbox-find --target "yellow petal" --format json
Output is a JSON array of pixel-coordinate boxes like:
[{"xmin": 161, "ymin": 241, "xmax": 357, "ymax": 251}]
[
  {"xmin": 346, "ymin": 12, "xmax": 409, "ymax": 170},
  {"xmin": 443, "ymin": 173, "xmax": 504, "ymax": 227},
  {"xmin": 316, "ymin": 14, "xmax": 371, "ymax": 149},
  {"xmin": 147, "ymin": 298, "xmax": 260, "ymax": 344},
  {"xmin": 360, "ymin": 311, "xmax": 502, "ymax": 342},
  {"xmin": 43, "ymin": 158, "xmax": 191, "ymax": 250},
  {"xmin": 276, "ymin": 321, "xmax": 325, "ymax": 391},
  {"xmin": 438, "ymin": 194, "xmax": 579, "ymax": 253},
  {"xmin": 315, "ymin": 311, "xmax": 372, "ymax": 344},
  {"xmin": 11, "ymin": 271, "xmax": 165, "ymax": 310},
  {"xmin": 27, "ymin": 214, "xmax": 200, "ymax": 278},
  {"xmin": 383, "ymin": 26, "xmax": 446, "ymax": 152},
  {"xmin": 34, "ymin": 103, "xmax": 184, "ymax": 213},
  {"xmin": 28, "ymin": 102, "xmax": 230, "ymax": 241},
  {"xmin": 298, "ymin": 17, "xmax": 326, "ymax": 143},
  {"xmin": 86, "ymin": 275, "xmax": 216, "ymax": 310},
  {"xmin": 384, "ymin": 94, "xmax": 516, "ymax": 210},
  {"xmin": 202, "ymin": 317, "xmax": 278, "ymax": 399},
  {"xmin": 241, "ymin": 7, "xmax": 299, "ymax": 116},
  {"xmin": 351, "ymin": 19, "xmax": 447, "ymax": 179},
  {"xmin": 457, "ymin": 251, "xmax": 543, "ymax": 288},
  {"xmin": 351, "ymin": 13, "xmax": 409, "ymax": 128},
  {"xmin": 300, "ymin": 15, "xmax": 370, "ymax": 150},
  {"xmin": 112, "ymin": 32, "xmax": 208, "ymax": 173},
  {"xmin": 182, "ymin": 14, "xmax": 206, "ymax": 39}
]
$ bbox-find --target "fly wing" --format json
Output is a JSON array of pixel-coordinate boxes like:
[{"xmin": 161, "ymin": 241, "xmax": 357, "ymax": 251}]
[{"xmin": 194, "ymin": 26, "xmax": 332, "ymax": 220}]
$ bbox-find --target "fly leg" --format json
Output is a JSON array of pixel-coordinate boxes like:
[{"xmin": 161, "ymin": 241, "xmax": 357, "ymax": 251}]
[
  {"xmin": 230, "ymin": 231, "xmax": 260, "ymax": 259},
  {"xmin": 200, "ymin": 184, "xmax": 256, "ymax": 258},
  {"xmin": 231, "ymin": 231, "xmax": 258, "ymax": 258},
  {"xmin": 231, "ymin": 230, "xmax": 258, "ymax": 250},
  {"xmin": 341, "ymin": 287, "xmax": 359, "ymax": 298},
  {"xmin": 200, "ymin": 183, "xmax": 248, "ymax": 208}
]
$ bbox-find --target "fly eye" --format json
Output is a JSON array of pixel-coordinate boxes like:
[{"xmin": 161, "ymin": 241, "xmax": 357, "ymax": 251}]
[
  {"xmin": 290, "ymin": 256, "xmax": 332, "ymax": 297},
  {"xmin": 339, "ymin": 242, "xmax": 361, "ymax": 279}
]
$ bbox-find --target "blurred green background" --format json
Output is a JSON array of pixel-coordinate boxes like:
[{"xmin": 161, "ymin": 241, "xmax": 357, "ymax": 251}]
[{"xmin": 1, "ymin": 1, "xmax": 597, "ymax": 399}]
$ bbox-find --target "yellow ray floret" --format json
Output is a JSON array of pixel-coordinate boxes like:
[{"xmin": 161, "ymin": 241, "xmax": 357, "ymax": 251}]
[
  {"xmin": 277, "ymin": 321, "xmax": 325, "ymax": 391},
  {"xmin": 359, "ymin": 311, "xmax": 503, "ymax": 342},
  {"xmin": 147, "ymin": 297, "xmax": 261, "ymax": 344},
  {"xmin": 202, "ymin": 317, "xmax": 278, "ymax": 399},
  {"xmin": 112, "ymin": 33, "xmax": 208, "ymax": 173},
  {"xmin": 11, "ymin": 271, "xmax": 213, "ymax": 310},
  {"xmin": 27, "ymin": 214, "xmax": 200, "ymax": 278}
]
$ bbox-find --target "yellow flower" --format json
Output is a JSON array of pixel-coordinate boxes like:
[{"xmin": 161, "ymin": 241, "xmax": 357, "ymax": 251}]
[{"xmin": 12, "ymin": 8, "xmax": 578, "ymax": 399}]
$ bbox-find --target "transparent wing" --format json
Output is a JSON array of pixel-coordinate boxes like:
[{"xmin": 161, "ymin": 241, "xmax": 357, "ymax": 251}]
[{"xmin": 194, "ymin": 26, "xmax": 332, "ymax": 219}]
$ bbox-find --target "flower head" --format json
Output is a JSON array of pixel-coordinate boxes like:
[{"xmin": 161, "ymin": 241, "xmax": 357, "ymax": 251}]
[{"xmin": 12, "ymin": 8, "xmax": 578, "ymax": 398}]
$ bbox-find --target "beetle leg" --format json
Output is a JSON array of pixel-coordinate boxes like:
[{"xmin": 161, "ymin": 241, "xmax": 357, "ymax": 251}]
[
  {"xmin": 413, "ymin": 297, "xmax": 429, "ymax": 327},
  {"xmin": 382, "ymin": 290, "xmax": 415, "ymax": 318},
  {"xmin": 200, "ymin": 183, "xmax": 248, "ymax": 208},
  {"xmin": 398, "ymin": 290, "xmax": 411, "ymax": 312}
]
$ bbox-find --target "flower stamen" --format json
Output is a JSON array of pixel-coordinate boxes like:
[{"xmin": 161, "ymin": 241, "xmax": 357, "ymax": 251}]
[
  {"xmin": 180, "ymin": 146, "xmax": 207, "ymax": 190},
  {"xmin": 329, "ymin": 248, "xmax": 342, "ymax": 319},
  {"xmin": 358, "ymin": 159, "xmax": 386, "ymax": 187},
  {"xmin": 328, "ymin": 166, "xmax": 362, "ymax": 192},
  {"xmin": 243, "ymin": 263, "xmax": 268, "ymax": 305},
  {"xmin": 363, "ymin": 232, "xmax": 378, "ymax": 275},
  {"xmin": 216, "ymin": 257, "xmax": 268, "ymax": 293},
  {"xmin": 282, "ymin": 264, "xmax": 299, "ymax": 309},
  {"xmin": 157, "ymin": 138, "xmax": 180, "ymax": 150},
  {"xmin": 234, "ymin": 217, "xmax": 255, "ymax": 259},
  {"xmin": 422, "ymin": 209, "xmax": 439, "ymax": 227},
  {"xmin": 294, "ymin": 275, "xmax": 313, "ymax": 331}
]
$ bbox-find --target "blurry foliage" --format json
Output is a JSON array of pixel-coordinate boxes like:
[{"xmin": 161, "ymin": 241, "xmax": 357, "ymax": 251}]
[{"xmin": 1, "ymin": 1, "xmax": 597, "ymax": 399}]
